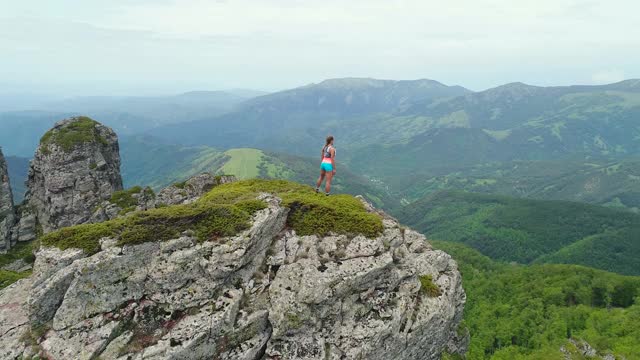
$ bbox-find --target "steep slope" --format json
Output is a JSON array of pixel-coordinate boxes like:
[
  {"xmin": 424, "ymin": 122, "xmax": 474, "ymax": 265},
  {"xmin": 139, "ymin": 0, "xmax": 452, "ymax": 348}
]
[
  {"xmin": 386, "ymin": 158, "xmax": 640, "ymax": 210},
  {"xmin": 0, "ymin": 180, "xmax": 466, "ymax": 360},
  {"xmin": 0, "ymin": 148, "xmax": 16, "ymax": 252},
  {"xmin": 5, "ymin": 156, "xmax": 29, "ymax": 203},
  {"xmin": 119, "ymin": 135, "xmax": 229, "ymax": 189},
  {"xmin": 148, "ymin": 78, "xmax": 471, "ymax": 152},
  {"xmin": 432, "ymin": 241, "xmax": 640, "ymax": 359},
  {"xmin": 396, "ymin": 191, "xmax": 640, "ymax": 275}
]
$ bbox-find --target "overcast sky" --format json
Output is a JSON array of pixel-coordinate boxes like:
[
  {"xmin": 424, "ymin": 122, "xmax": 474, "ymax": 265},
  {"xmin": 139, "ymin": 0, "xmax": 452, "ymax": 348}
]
[{"xmin": 1, "ymin": 0, "xmax": 639, "ymax": 95}]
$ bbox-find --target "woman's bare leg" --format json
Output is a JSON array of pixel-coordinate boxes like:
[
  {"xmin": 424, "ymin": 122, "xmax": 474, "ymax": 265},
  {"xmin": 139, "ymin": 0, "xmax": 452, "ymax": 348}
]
[
  {"xmin": 325, "ymin": 171, "xmax": 333, "ymax": 193},
  {"xmin": 316, "ymin": 171, "xmax": 326, "ymax": 189}
]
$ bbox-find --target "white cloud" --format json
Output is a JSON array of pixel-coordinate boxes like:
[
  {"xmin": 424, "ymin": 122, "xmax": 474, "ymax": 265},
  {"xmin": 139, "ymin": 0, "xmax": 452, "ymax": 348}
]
[{"xmin": 1, "ymin": 0, "xmax": 639, "ymax": 94}]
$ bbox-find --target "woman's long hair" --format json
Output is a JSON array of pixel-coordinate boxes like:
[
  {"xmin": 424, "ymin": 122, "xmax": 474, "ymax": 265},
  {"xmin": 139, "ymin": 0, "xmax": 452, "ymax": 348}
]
[{"xmin": 323, "ymin": 135, "xmax": 334, "ymax": 152}]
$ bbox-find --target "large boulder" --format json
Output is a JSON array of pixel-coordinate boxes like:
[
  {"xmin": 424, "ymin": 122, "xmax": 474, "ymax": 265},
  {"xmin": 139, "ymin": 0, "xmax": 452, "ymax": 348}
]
[
  {"xmin": 0, "ymin": 181, "xmax": 466, "ymax": 359},
  {"xmin": 19, "ymin": 117, "xmax": 123, "ymax": 238},
  {"xmin": 0, "ymin": 148, "xmax": 16, "ymax": 252}
]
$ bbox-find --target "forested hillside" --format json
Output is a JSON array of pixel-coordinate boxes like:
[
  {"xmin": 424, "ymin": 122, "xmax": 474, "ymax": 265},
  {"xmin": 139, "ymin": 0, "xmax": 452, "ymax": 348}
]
[
  {"xmin": 433, "ymin": 241, "xmax": 640, "ymax": 359},
  {"xmin": 379, "ymin": 158, "xmax": 640, "ymax": 210},
  {"xmin": 397, "ymin": 191, "xmax": 640, "ymax": 275}
]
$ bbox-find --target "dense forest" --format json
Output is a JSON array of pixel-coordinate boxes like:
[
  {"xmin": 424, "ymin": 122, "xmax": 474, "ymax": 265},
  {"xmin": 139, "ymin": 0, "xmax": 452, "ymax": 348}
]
[{"xmin": 433, "ymin": 241, "xmax": 640, "ymax": 359}]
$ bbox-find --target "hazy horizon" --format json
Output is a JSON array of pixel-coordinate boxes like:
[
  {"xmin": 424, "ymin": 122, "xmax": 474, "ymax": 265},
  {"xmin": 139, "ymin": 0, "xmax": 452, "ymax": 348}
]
[{"xmin": 2, "ymin": 0, "xmax": 640, "ymax": 96}]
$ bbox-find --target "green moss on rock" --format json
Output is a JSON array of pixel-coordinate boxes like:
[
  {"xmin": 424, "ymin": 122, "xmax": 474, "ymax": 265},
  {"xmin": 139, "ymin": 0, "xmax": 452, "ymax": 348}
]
[
  {"xmin": 172, "ymin": 181, "xmax": 187, "ymax": 189},
  {"xmin": 202, "ymin": 179, "xmax": 384, "ymax": 238},
  {"xmin": 111, "ymin": 186, "xmax": 143, "ymax": 208},
  {"xmin": 110, "ymin": 186, "xmax": 155, "ymax": 215},
  {"xmin": 419, "ymin": 274, "xmax": 441, "ymax": 297},
  {"xmin": 40, "ymin": 116, "xmax": 109, "ymax": 153},
  {"xmin": 40, "ymin": 179, "xmax": 383, "ymax": 255}
]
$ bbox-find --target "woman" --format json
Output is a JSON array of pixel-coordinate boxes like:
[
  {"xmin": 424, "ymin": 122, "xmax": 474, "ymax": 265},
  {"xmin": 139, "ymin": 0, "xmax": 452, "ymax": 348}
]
[{"xmin": 315, "ymin": 135, "xmax": 336, "ymax": 196}]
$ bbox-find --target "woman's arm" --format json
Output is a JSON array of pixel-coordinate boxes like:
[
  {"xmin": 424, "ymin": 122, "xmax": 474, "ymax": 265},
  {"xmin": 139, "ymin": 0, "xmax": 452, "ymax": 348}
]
[{"xmin": 331, "ymin": 148, "xmax": 336, "ymax": 172}]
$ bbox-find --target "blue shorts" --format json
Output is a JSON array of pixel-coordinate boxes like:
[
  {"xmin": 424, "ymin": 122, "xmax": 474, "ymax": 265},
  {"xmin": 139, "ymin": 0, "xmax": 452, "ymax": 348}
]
[{"xmin": 320, "ymin": 162, "xmax": 333, "ymax": 172}]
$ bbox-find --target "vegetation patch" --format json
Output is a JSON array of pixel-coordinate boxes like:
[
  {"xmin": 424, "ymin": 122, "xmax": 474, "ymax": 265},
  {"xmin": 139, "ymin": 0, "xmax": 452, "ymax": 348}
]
[
  {"xmin": 110, "ymin": 186, "xmax": 143, "ymax": 208},
  {"xmin": 40, "ymin": 179, "xmax": 382, "ymax": 255},
  {"xmin": 41, "ymin": 201, "xmax": 264, "ymax": 255},
  {"xmin": 419, "ymin": 274, "xmax": 441, "ymax": 297},
  {"xmin": 40, "ymin": 116, "xmax": 108, "ymax": 153},
  {"xmin": 0, "ymin": 240, "xmax": 37, "ymax": 268},
  {"xmin": 0, "ymin": 240, "xmax": 34, "ymax": 288},
  {"xmin": 109, "ymin": 186, "xmax": 155, "ymax": 215},
  {"xmin": 285, "ymin": 312, "xmax": 303, "ymax": 329},
  {"xmin": 432, "ymin": 240, "xmax": 640, "ymax": 359},
  {"xmin": 172, "ymin": 181, "xmax": 187, "ymax": 189},
  {"xmin": 202, "ymin": 179, "xmax": 383, "ymax": 238},
  {"xmin": 0, "ymin": 269, "xmax": 32, "ymax": 289},
  {"xmin": 399, "ymin": 190, "xmax": 640, "ymax": 275},
  {"xmin": 219, "ymin": 148, "xmax": 264, "ymax": 179}
]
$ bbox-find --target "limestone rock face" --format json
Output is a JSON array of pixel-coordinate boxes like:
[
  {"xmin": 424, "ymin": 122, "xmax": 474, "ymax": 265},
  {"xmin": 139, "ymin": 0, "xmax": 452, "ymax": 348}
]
[
  {"xmin": 0, "ymin": 148, "xmax": 16, "ymax": 252},
  {"xmin": 0, "ymin": 196, "xmax": 467, "ymax": 359},
  {"xmin": 22, "ymin": 117, "xmax": 123, "ymax": 235},
  {"xmin": 0, "ymin": 279, "xmax": 31, "ymax": 359}
]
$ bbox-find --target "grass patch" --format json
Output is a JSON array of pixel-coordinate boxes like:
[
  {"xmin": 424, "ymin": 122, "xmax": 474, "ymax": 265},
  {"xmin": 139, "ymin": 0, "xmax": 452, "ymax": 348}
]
[
  {"xmin": 40, "ymin": 116, "xmax": 108, "ymax": 153},
  {"xmin": 110, "ymin": 186, "xmax": 143, "ymax": 208},
  {"xmin": 110, "ymin": 186, "xmax": 155, "ymax": 215},
  {"xmin": 419, "ymin": 274, "xmax": 441, "ymax": 297},
  {"xmin": 0, "ymin": 241, "xmax": 37, "ymax": 268},
  {"xmin": 172, "ymin": 181, "xmax": 187, "ymax": 189},
  {"xmin": 0, "ymin": 269, "xmax": 32, "ymax": 289},
  {"xmin": 41, "ymin": 202, "xmax": 265, "ymax": 255},
  {"xmin": 219, "ymin": 148, "xmax": 263, "ymax": 179},
  {"xmin": 40, "ymin": 179, "xmax": 383, "ymax": 255}
]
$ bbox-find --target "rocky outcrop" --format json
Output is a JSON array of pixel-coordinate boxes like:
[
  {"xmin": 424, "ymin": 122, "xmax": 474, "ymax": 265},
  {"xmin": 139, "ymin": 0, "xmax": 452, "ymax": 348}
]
[
  {"xmin": 19, "ymin": 117, "xmax": 123, "ymax": 237},
  {"xmin": 90, "ymin": 186, "xmax": 156, "ymax": 223},
  {"xmin": 560, "ymin": 339, "xmax": 617, "ymax": 360},
  {"xmin": 0, "ymin": 194, "xmax": 466, "ymax": 359},
  {"xmin": 90, "ymin": 174, "xmax": 238, "ymax": 223},
  {"xmin": 0, "ymin": 148, "xmax": 16, "ymax": 253},
  {"xmin": 0, "ymin": 279, "xmax": 32, "ymax": 359},
  {"xmin": 155, "ymin": 173, "xmax": 237, "ymax": 206}
]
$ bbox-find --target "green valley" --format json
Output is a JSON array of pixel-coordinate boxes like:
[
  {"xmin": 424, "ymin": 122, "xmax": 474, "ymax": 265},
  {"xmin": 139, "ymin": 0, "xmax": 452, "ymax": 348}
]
[
  {"xmin": 397, "ymin": 191, "xmax": 640, "ymax": 275},
  {"xmin": 384, "ymin": 158, "xmax": 640, "ymax": 210}
]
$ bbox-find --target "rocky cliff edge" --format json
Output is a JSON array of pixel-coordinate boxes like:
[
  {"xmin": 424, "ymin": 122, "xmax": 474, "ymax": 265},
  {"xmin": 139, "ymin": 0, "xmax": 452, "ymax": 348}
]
[{"xmin": 0, "ymin": 179, "xmax": 466, "ymax": 360}]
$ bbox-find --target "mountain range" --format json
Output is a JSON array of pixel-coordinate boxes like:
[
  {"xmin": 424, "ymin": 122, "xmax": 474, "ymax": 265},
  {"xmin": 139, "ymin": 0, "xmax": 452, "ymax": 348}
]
[
  {"xmin": 0, "ymin": 90, "xmax": 263, "ymax": 157},
  {"xmin": 2, "ymin": 77, "xmax": 640, "ymax": 359}
]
